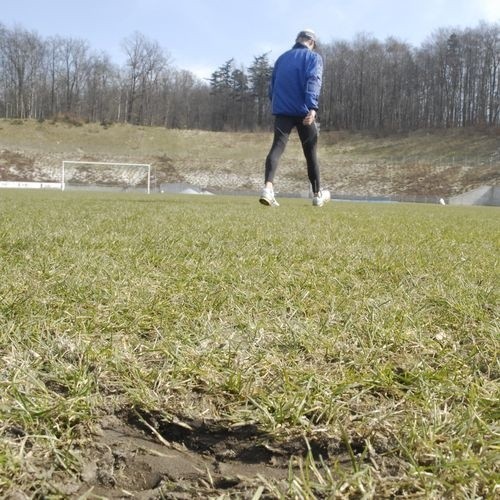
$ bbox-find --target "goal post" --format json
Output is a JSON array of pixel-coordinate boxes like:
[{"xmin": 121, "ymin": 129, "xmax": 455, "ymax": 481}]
[{"xmin": 61, "ymin": 161, "xmax": 152, "ymax": 194}]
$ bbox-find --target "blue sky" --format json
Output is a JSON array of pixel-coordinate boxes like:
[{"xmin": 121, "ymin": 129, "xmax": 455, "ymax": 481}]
[{"xmin": 2, "ymin": 0, "xmax": 499, "ymax": 79}]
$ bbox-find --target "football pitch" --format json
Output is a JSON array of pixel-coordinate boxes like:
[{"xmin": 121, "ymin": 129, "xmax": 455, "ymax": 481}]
[{"xmin": 0, "ymin": 190, "xmax": 498, "ymax": 498}]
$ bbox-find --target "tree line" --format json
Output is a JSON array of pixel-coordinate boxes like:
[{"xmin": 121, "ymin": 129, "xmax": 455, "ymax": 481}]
[{"xmin": 0, "ymin": 21, "xmax": 498, "ymax": 132}]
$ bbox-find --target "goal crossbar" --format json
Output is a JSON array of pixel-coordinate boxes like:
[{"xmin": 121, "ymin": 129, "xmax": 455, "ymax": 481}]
[{"xmin": 61, "ymin": 161, "xmax": 152, "ymax": 194}]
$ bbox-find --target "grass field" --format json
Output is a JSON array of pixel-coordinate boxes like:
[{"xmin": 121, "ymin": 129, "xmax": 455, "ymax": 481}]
[{"xmin": 0, "ymin": 190, "xmax": 498, "ymax": 498}]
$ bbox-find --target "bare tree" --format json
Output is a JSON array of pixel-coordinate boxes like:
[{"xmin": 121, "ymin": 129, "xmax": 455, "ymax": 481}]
[
  {"xmin": 84, "ymin": 53, "xmax": 119, "ymax": 123},
  {"xmin": 58, "ymin": 37, "xmax": 90, "ymax": 114},
  {"xmin": 0, "ymin": 25, "xmax": 45, "ymax": 118},
  {"xmin": 121, "ymin": 32, "xmax": 168, "ymax": 124}
]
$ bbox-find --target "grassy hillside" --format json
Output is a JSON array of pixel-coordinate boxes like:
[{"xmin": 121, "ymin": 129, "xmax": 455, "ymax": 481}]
[{"xmin": 0, "ymin": 119, "xmax": 499, "ymax": 196}]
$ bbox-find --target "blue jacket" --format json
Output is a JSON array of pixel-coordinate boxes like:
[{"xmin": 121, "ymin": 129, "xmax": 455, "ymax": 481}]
[{"xmin": 269, "ymin": 43, "xmax": 323, "ymax": 117}]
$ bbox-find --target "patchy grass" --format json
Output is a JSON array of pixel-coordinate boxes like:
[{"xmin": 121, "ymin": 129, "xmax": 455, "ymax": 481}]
[{"xmin": 0, "ymin": 189, "xmax": 498, "ymax": 498}]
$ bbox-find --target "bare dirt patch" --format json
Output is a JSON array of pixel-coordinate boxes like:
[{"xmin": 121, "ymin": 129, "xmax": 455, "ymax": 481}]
[{"xmin": 59, "ymin": 409, "xmax": 365, "ymax": 499}]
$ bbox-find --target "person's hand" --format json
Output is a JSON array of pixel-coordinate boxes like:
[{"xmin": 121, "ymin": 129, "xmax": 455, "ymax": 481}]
[{"xmin": 303, "ymin": 109, "xmax": 316, "ymax": 125}]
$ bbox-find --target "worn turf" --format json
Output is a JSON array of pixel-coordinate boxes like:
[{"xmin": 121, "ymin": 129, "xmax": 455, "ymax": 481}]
[{"xmin": 0, "ymin": 190, "xmax": 498, "ymax": 498}]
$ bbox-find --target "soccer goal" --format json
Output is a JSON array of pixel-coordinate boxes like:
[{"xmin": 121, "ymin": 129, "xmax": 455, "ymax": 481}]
[{"xmin": 61, "ymin": 161, "xmax": 152, "ymax": 194}]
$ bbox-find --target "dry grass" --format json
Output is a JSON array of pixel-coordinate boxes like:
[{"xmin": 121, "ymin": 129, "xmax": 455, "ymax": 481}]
[{"xmin": 0, "ymin": 190, "xmax": 498, "ymax": 498}]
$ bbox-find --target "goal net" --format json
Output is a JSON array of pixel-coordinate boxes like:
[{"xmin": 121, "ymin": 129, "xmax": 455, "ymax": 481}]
[{"xmin": 61, "ymin": 161, "xmax": 152, "ymax": 194}]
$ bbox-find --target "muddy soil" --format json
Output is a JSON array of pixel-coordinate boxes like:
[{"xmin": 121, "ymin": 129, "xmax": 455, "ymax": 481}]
[{"xmin": 46, "ymin": 409, "xmax": 358, "ymax": 499}]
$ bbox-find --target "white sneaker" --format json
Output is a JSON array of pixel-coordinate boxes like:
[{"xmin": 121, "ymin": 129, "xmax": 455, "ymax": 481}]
[
  {"xmin": 312, "ymin": 189, "xmax": 331, "ymax": 207},
  {"xmin": 259, "ymin": 188, "xmax": 279, "ymax": 207}
]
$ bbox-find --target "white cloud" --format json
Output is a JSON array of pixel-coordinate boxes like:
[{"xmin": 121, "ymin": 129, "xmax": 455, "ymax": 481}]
[{"xmin": 183, "ymin": 64, "xmax": 214, "ymax": 81}]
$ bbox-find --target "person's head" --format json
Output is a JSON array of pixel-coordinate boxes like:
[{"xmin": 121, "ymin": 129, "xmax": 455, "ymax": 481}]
[{"xmin": 296, "ymin": 29, "xmax": 317, "ymax": 49}]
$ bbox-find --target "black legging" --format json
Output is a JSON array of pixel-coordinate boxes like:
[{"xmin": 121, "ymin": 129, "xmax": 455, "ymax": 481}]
[{"xmin": 264, "ymin": 114, "xmax": 321, "ymax": 194}]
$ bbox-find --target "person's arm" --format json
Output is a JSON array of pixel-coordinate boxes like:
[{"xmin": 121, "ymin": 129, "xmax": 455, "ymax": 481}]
[
  {"xmin": 304, "ymin": 54, "xmax": 323, "ymax": 117},
  {"xmin": 268, "ymin": 64, "xmax": 277, "ymax": 102}
]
